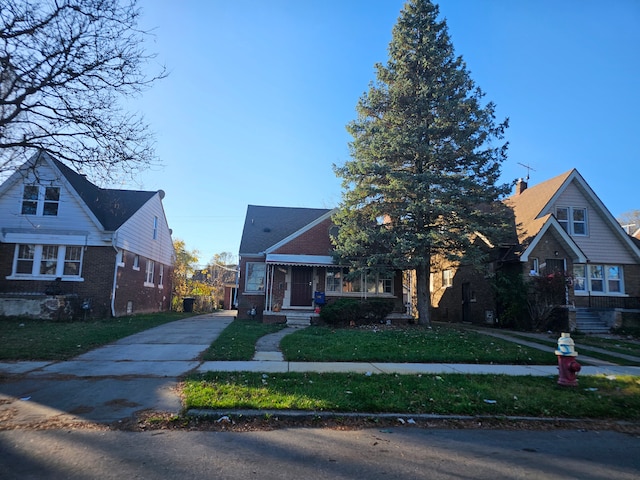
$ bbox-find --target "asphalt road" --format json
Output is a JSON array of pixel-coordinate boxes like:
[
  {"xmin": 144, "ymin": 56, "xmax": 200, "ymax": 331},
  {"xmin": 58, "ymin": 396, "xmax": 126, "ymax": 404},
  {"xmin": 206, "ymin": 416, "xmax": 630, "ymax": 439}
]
[{"xmin": 1, "ymin": 427, "xmax": 639, "ymax": 479}]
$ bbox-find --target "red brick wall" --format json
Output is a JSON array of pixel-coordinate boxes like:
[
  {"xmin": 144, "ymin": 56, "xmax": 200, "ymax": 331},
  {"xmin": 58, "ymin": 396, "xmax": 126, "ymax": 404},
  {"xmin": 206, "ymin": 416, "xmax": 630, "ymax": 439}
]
[
  {"xmin": 114, "ymin": 250, "xmax": 172, "ymax": 316},
  {"xmin": 0, "ymin": 244, "xmax": 172, "ymax": 318},
  {"xmin": 272, "ymin": 218, "xmax": 334, "ymax": 255}
]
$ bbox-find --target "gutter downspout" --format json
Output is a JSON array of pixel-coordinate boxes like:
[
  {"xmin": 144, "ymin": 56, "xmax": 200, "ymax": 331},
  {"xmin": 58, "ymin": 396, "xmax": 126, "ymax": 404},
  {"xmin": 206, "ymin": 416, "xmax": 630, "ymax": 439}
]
[{"xmin": 111, "ymin": 232, "xmax": 120, "ymax": 317}]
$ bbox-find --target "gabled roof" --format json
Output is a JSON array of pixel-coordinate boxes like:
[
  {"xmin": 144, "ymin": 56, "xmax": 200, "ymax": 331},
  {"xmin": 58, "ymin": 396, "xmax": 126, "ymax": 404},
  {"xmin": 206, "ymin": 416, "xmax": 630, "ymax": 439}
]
[
  {"xmin": 239, "ymin": 205, "xmax": 332, "ymax": 255},
  {"xmin": 40, "ymin": 151, "xmax": 156, "ymax": 231},
  {"xmin": 503, "ymin": 168, "xmax": 640, "ymax": 263},
  {"xmin": 504, "ymin": 169, "xmax": 574, "ymax": 245}
]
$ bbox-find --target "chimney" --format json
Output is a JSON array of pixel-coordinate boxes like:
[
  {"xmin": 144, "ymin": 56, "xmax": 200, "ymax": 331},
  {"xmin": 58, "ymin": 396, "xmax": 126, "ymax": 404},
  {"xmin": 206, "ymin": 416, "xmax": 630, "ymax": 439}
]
[{"xmin": 516, "ymin": 178, "xmax": 528, "ymax": 195}]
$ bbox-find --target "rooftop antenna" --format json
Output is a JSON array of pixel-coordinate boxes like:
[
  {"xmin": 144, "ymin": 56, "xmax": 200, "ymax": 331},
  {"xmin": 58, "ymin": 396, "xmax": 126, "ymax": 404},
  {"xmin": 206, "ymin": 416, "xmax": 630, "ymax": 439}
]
[{"xmin": 517, "ymin": 162, "xmax": 536, "ymax": 181}]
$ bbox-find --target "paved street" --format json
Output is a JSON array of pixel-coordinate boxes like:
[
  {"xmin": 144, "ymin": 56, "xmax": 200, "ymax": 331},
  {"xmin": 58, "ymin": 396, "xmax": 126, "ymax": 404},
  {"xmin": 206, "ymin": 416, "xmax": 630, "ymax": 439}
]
[{"xmin": 2, "ymin": 427, "xmax": 639, "ymax": 479}]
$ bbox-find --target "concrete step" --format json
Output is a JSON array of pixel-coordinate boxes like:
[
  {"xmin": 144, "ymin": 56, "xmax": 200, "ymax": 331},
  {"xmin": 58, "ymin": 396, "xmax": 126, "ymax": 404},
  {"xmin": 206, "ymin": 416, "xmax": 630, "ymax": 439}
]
[
  {"xmin": 285, "ymin": 312, "xmax": 312, "ymax": 327},
  {"xmin": 575, "ymin": 308, "xmax": 609, "ymax": 334}
]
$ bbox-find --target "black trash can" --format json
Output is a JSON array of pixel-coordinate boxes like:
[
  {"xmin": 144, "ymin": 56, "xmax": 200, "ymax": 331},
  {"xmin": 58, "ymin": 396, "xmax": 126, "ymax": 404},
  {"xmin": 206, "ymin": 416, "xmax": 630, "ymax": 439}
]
[{"xmin": 183, "ymin": 297, "xmax": 195, "ymax": 313}]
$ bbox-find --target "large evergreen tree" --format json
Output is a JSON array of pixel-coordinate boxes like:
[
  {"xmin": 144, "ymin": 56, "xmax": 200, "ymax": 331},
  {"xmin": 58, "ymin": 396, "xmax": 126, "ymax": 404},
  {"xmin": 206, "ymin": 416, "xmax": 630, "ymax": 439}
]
[{"xmin": 333, "ymin": 0, "xmax": 511, "ymax": 326}]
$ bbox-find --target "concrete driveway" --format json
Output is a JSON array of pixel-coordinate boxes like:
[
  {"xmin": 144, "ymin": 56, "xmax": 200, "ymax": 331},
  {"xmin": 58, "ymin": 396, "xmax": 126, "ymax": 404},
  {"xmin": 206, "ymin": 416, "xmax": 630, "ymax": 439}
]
[{"xmin": 0, "ymin": 313, "xmax": 234, "ymax": 427}]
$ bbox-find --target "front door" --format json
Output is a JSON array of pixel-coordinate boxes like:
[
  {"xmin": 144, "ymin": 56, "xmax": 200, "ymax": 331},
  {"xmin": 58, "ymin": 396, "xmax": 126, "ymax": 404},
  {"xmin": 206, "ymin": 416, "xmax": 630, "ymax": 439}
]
[
  {"xmin": 462, "ymin": 282, "xmax": 471, "ymax": 323},
  {"xmin": 290, "ymin": 267, "xmax": 313, "ymax": 306}
]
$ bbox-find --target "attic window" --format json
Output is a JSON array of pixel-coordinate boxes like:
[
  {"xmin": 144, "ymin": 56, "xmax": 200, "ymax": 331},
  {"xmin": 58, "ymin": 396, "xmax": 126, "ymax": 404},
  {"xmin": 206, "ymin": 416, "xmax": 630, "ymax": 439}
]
[
  {"xmin": 263, "ymin": 228, "xmax": 271, "ymax": 233},
  {"xmin": 21, "ymin": 185, "xmax": 60, "ymax": 216}
]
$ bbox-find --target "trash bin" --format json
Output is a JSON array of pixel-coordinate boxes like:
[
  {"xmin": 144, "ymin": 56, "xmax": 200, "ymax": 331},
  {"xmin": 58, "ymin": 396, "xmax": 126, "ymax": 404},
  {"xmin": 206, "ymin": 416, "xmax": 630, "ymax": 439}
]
[{"xmin": 183, "ymin": 297, "xmax": 195, "ymax": 313}]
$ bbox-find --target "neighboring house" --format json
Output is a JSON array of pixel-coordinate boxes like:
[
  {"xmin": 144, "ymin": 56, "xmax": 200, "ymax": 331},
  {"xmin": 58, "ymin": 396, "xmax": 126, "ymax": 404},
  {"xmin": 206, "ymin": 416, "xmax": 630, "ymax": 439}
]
[
  {"xmin": 0, "ymin": 151, "xmax": 175, "ymax": 319},
  {"xmin": 432, "ymin": 169, "xmax": 640, "ymax": 331},
  {"xmin": 237, "ymin": 205, "xmax": 406, "ymax": 324}
]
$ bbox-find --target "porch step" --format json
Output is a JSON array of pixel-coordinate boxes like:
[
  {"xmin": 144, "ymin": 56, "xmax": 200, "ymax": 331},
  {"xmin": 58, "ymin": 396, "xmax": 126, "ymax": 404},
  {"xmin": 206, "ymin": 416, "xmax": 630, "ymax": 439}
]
[
  {"xmin": 575, "ymin": 308, "xmax": 610, "ymax": 334},
  {"xmin": 285, "ymin": 312, "xmax": 312, "ymax": 327}
]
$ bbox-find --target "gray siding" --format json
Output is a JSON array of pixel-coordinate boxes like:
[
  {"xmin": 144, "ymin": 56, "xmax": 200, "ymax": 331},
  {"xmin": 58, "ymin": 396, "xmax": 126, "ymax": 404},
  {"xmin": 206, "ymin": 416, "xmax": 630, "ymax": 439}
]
[
  {"xmin": 115, "ymin": 194, "xmax": 174, "ymax": 266},
  {"xmin": 546, "ymin": 181, "xmax": 635, "ymax": 264}
]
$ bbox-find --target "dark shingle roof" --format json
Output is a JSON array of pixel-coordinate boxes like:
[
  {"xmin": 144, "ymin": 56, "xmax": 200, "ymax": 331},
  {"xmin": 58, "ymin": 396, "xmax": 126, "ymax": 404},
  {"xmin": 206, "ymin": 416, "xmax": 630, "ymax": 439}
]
[
  {"xmin": 50, "ymin": 155, "xmax": 156, "ymax": 231},
  {"xmin": 239, "ymin": 205, "xmax": 332, "ymax": 254}
]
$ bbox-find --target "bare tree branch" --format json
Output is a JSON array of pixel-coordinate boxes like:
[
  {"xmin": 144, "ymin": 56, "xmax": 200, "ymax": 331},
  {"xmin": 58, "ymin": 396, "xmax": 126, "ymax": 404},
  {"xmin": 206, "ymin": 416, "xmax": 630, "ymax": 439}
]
[{"xmin": 0, "ymin": 0, "xmax": 166, "ymax": 181}]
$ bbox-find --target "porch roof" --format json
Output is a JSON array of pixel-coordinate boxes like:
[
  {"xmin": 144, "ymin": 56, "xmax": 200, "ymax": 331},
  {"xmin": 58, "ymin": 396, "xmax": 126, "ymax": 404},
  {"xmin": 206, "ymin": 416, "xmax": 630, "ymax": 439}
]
[{"xmin": 265, "ymin": 254, "xmax": 335, "ymax": 267}]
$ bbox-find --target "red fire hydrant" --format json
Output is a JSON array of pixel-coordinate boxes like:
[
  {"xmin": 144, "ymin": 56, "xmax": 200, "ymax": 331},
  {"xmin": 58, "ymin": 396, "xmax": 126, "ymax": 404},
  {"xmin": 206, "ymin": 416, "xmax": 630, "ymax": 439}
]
[{"xmin": 555, "ymin": 333, "xmax": 581, "ymax": 387}]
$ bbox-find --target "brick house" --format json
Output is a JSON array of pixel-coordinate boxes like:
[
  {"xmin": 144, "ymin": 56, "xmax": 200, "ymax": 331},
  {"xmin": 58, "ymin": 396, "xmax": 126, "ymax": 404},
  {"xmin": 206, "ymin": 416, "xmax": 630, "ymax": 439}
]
[
  {"xmin": 431, "ymin": 169, "xmax": 640, "ymax": 331},
  {"xmin": 0, "ymin": 151, "xmax": 175, "ymax": 319},
  {"xmin": 237, "ymin": 205, "xmax": 406, "ymax": 324}
]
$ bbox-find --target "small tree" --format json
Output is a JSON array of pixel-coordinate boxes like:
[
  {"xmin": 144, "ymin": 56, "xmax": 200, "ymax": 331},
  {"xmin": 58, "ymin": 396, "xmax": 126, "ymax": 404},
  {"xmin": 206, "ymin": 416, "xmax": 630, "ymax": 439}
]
[
  {"xmin": 527, "ymin": 272, "xmax": 568, "ymax": 331},
  {"xmin": 172, "ymin": 239, "xmax": 199, "ymax": 311}
]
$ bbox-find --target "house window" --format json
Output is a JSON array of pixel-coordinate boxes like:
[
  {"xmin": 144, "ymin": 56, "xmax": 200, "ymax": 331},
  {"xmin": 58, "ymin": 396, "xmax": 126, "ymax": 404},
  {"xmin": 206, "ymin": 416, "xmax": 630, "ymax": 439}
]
[
  {"xmin": 153, "ymin": 216, "xmax": 158, "ymax": 240},
  {"xmin": 40, "ymin": 245, "xmax": 59, "ymax": 275},
  {"xmin": 556, "ymin": 207, "xmax": 587, "ymax": 236},
  {"xmin": 530, "ymin": 258, "xmax": 539, "ymax": 276},
  {"xmin": 21, "ymin": 186, "xmax": 39, "ymax": 215},
  {"xmin": 325, "ymin": 268, "xmax": 393, "ymax": 295},
  {"xmin": 607, "ymin": 266, "xmax": 622, "ymax": 293},
  {"xmin": 573, "ymin": 264, "xmax": 623, "ymax": 294},
  {"xmin": 43, "ymin": 187, "xmax": 60, "ymax": 216},
  {"xmin": 573, "ymin": 265, "xmax": 586, "ymax": 292},
  {"xmin": 16, "ymin": 244, "xmax": 35, "ymax": 274},
  {"xmin": 64, "ymin": 246, "xmax": 83, "ymax": 276},
  {"xmin": 442, "ymin": 269, "xmax": 453, "ymax": 288},
  {"xmin": 245, "ymin": 262, "xmax": 266, "ymax": 292},
  {"xmin": 145, "ymin": 260, "xmax": 155, "ymax": 285},
  {"xmin": 12, "ymin": 244, "xmax": 83, "ymax": 279},
  {"xmin": 326, "ymin": 268, "xmax": 343, "ymax": 292},
  {"xmin": 158, "ymin": 265, "xmax": 164, "ymax": 288},
  {"xmin": 133, "ymin": 255, "xmax": 140, "ymax": 270},
  {"xmin": 21, "ymin": 185, "xmax": 60, "ymax": 216},
  {"xmin": 590, "ymin": 265, "xmax": 604, "ymax": 292}
]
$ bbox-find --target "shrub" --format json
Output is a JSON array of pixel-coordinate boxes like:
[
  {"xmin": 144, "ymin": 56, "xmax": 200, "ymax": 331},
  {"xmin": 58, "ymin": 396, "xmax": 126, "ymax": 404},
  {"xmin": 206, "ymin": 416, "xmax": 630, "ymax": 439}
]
[
  {"xmin": 320, "ymin": 298, "xmax": 360, "ymax": 325},
  {"xmin": 320, "ymin": 298, "xmax": 396, "ymax": 326}
]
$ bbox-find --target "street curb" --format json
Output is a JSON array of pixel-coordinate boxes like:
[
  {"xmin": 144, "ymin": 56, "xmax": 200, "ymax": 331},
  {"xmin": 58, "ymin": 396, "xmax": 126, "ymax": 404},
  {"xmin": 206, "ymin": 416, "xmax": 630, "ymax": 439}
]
[{"xmin": 184, "ymin": 408, "xmax": 640, "ymax": 428}]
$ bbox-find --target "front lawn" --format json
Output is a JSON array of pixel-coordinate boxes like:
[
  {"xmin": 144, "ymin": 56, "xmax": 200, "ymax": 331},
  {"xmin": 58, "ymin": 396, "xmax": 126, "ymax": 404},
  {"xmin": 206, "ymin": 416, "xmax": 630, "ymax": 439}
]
[
  {"xmin": 183, "ymin": 371, "xmax": 640, "ymax": 419},
  {"xmin": 0, "ymin": 312, "xmax": 191, "ymax": 360},
  {"xmin": 279, "ymin": 325, "xmax": 554, "ymax": 364}
]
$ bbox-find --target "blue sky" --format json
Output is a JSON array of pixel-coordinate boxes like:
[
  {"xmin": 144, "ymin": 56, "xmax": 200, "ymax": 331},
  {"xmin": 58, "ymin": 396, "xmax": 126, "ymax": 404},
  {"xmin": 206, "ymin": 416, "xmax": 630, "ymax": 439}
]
[{"xmin": 129, "ymin": 0, "xmax": 640, "ymax": 265}]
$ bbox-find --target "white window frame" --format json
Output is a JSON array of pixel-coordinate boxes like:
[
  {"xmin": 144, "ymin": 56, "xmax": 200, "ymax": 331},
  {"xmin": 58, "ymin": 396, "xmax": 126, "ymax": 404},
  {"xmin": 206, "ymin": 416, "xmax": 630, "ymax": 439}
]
[
  {"xmin": 442, "ymin": 269, "xmax": 453, "ymax": 288},
  {"xmin": 144, "ymin": 259, "xmax": 155, "ymax": 286},
  {"xmin": 530, "ymin": 258, "xmax": 539, "ymax": 276},
  {"xmin": 21, "ymin": 185, "xmax": 61, "ymax": 216},
  {"xmin": 158, "ymin": 264, "xmax": 164, "ymax": 288},
  {"xmin": 573, "ymin": 263, "xmax": 624, "ymax": 295},
  {"xmin": 9, "ymin": 244, "xmax": 84, "ymax": 280},
  {"xmin": 556, "ymin": 206, "xmax": 588, "ymax": 236},
  {"xmin": 133, "ymin": 255, "xmax": 140, "ymax": 270},
  {"xmin": 326, "ymin": 267, "xmax": 343, "ymax": 293},
  {"xmin": 245, "ymin": 262, "xmax": 266, "ymax": 293},
  {"xmin": 325, "ymin": 268, "xmax": 394, "ymax": 296},
  {"xmin": 153, "ymin": 216, "xmax": 158, "ymax": 240}
]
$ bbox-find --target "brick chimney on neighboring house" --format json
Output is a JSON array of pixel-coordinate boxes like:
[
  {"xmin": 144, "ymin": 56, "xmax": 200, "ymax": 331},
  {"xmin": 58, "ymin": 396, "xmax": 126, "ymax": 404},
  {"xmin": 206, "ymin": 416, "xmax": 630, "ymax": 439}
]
[{"xmin": 515, "ymin": 178, "xmax": 528, "ymax": 195}]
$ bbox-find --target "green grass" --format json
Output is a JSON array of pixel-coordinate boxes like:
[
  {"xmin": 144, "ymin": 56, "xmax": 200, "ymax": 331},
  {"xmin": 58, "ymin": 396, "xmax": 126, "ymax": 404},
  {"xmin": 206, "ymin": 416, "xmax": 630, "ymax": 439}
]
[
  {"xmin": 572, "ymin": 334, "xmax": 640, "ymax": 356},
  {"xmin": 0, "ymin": 312, "xmax": 191, "ymax": 360},
  {"xmin": 183, "ymin": 371, "xmax": 640, "ymax": 419},
  {"xmin": 280, "ymin": 325, "xmax": 554, "ymax": 364},
  {"xmin": 503, "ymin": 333, "xmax": 640, "ymax": 366},
  {"xmin": 201, "ymin": 320, "xmax": 285, "ymax": 361}
]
